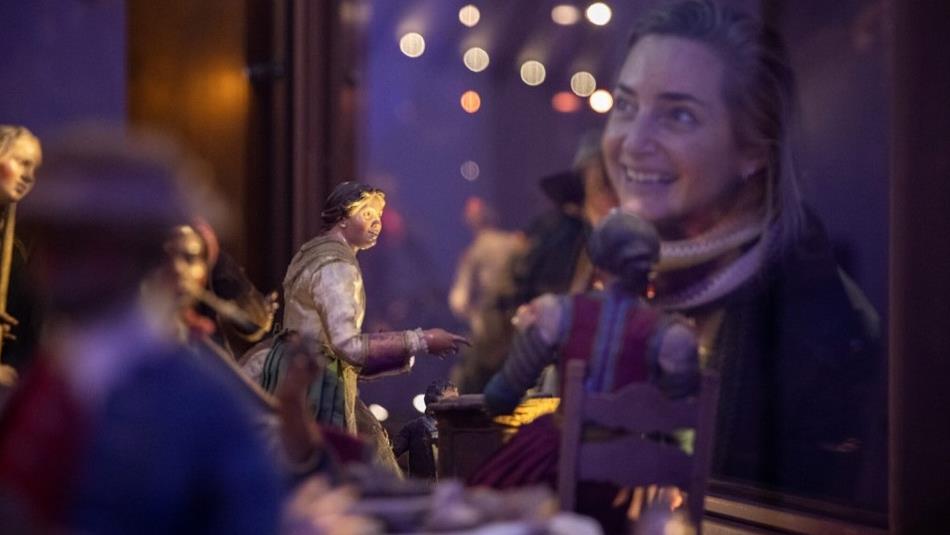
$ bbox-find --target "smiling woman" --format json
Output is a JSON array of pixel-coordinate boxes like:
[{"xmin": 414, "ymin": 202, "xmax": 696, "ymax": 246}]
[{"xmin": 601, "ymin": 0, "xmax": 882, "ymax": 511}]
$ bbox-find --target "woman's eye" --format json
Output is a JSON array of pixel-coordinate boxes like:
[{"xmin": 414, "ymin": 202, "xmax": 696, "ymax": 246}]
[
  {"xmin": 613, "ymin": 96, "xmax": 636, "ymax": 114},
  {"xmin": 669, "ymin": 107, "xmax": 697, "ymax": 126}
]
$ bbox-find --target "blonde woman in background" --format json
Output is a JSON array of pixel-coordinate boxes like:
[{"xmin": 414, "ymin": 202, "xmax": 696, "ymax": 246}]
[{"xmin": 0, "ymin": 125, "xmax": 41, "ymax": 392}]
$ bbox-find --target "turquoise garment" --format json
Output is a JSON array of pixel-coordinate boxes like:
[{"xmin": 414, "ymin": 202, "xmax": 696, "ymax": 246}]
[{"xmin": 260, "ymin": 331, "xmax": 346, "ymax": 429}]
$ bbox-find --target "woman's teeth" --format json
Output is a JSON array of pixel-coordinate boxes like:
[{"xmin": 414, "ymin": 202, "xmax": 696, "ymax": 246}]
[{"xmin": 625, "ymin": 168, "xmax": 675, "ymax": 184}]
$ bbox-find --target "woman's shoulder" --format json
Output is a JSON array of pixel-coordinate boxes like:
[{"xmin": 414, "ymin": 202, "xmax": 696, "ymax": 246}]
[{"xmin": 747, "ymin": 211, "xmax": 880, "ymax": 359}]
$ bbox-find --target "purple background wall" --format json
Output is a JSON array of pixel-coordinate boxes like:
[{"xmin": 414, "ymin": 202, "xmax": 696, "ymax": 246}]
[{"xmin": 0, "ymin": 0, "xmax": 126, "ymax": 137}]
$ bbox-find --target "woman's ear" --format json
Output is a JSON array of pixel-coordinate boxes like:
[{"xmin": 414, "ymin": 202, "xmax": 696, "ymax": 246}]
[{"xmin": 740, "ymin": 145, "xmax": 768, "ymax": 180}]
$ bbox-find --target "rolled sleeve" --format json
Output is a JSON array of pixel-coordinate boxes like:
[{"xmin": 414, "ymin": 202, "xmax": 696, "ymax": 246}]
[{"xmin": 310, "ymin": 262, "xmax": 368, "ymax": 366}]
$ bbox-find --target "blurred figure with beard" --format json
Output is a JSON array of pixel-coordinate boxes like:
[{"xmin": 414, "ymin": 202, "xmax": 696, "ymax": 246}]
[{"xmin": 448, "ymin": 197, "xmax": 525, "ymax": 393}]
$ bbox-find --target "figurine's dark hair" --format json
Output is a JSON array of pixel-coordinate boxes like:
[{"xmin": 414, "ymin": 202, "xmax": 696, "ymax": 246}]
[
  {"xmin": 627, "ymin": 0, "xmax": 803, "ymax": 253},
  {"xmin": 320, "ymin": 181, "xmax": 385, "ymax": 230},
  {"xmin": 424, "ymin": 379, "xmax": 457, "ymax": 407},
  {"xmin": 588, "ymin": 209, "xmax": 660, "ymax": 293}
]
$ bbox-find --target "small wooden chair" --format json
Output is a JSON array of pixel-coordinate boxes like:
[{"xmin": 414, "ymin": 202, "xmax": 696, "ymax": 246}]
[{"xmin": 557, "ymin": 359, "xmax": 720, "ymax": 532}]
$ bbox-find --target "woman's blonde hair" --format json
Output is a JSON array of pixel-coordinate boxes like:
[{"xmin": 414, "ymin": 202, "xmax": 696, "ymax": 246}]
[{"xmin": 0, "ymin": 125, "xmax": 42, "ymax": 165}]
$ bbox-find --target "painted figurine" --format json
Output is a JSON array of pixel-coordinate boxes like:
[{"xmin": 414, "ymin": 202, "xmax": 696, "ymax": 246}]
[{"xmin": 266, "ymin": 181, "xmax": 468, "ymax": 475}]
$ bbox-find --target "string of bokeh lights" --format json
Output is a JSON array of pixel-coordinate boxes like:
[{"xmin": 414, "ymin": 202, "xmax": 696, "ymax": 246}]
[
  {"xmin": 397, "ymin": 3, "xmax": 615, "ymax": 117},
  {"xmin": 398, "ymin": 5, "xmax": 615, "ymax": 202}
]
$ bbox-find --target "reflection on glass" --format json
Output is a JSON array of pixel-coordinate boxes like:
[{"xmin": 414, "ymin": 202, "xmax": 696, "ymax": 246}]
[
  {"xmin": 519, "ymin": 60, "xmax": 546, "ymax": 86},
  {"xmin": 458, "ymin": 4, "xmax": 480, "ymax": 28},
  {"xmin": 551, "ymin": 5, "xmax": 581, "ymax": 26},
  {"xmin": 399, "ymin": 32, "xmax": 425, "ymax": 58},
  {"xmin": 460, "ymin": 90, "xmax": 481, "ymax": 114},
  {"xmin": 585, "ymin": 2, "xmax": 612, "ymax": 26},
  {"xmin": 463, "ymin": 47, "xmax": 490, "ymax": 73},
  {"xmin": 358, "ymin": 0, "xmax": 889, "ymax": 521},
  {"xmin": 551, "ymin": 91, "xmax": 582, "ymax": 113},
  {"xmin": 588, "ymin": 89, "xmax": 613, "ymax": 113},
  {"xmin": 570, "ymin": 71, "xmax": 597, "ymax": 97},
  {"xmin": 460, "ymin": 160, "xmax": 480, "ymax": 181}
]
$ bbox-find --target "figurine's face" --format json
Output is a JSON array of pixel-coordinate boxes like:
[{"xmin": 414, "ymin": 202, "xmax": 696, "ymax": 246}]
[
  {"xmin": 602, "ymin": 36, "xmax": 760, "ymax": 238},
  {"xmin": 0, "ymin": 136, "xmax": 40, "ymax": 204},
  {"xmin": 164, "ymin": 226, "xmax": 209, "ymax": 299},
  {"xmin": 341, "ymin": 197, "xmax": 384, "ymax": 250}
]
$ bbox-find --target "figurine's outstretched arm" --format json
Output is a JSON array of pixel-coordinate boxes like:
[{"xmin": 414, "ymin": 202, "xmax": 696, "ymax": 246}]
[{"xmin": 312, "ymin": 262, "xmax": 467, "ymax": 378}]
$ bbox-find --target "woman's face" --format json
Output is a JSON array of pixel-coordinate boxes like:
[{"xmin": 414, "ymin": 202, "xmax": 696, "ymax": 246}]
[
  {"xmin": 602, "ymin": 36, "xmax": 761, "ymax": 238},
  {"xmin": 0, "ymin": 136, "xmax": 40, "ymax": 204},
  {"xmin": 341, "ymin": 198, "xmax": 384, "ymax": 250}
]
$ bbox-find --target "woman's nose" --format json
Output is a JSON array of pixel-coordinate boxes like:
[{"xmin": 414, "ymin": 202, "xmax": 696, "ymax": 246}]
[{"xmin": 621, "ymin": 116, "xmax": 659, "ymax": 156}]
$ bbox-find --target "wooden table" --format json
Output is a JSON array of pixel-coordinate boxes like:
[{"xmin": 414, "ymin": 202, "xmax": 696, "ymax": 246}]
[{"xmin": 429, "ymin": 394, "xmax": 560, "ymax": 481}]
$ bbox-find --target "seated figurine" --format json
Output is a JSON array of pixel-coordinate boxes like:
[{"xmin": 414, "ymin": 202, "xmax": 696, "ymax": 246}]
[{"xmin": 469, "ymin": 209, "xmax": 700, "ymax": 533}]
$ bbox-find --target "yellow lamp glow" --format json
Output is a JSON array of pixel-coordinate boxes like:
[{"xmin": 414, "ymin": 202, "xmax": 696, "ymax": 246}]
[
  {"xmin": 551, "ymin": 5, "xmax": 581, "ymax": 25},
  {"xmin": 460, "ymin": 90, "xmax": 482, "ymax": 113},
  {"xmin": 520, "ymin": 60, "xmax": 546, "ymax": 86},
  {"xmin": 463, "ymin": 47, "xmax": 490, "ymax": 72},
  {"xmin": 589, "ymin": 89, "xmax": 614, "ymax": 113},
  {"xmin": 399, "ymin": 32, "xmax": 426, "ymax": 58},
  {"xmin": 585, "ymin": 2, "xmax": 612, "ymax": 26},
  {"xmin": 459, "ymin": 5, "xmax": 480, "ymax": 27},
  {"xmin": 570, "ymin": 71, "xmax": 597, "ymax": 97},
  {"xmin": 552, "ymin": 91, "xmax": 582, "ymax": 113}
]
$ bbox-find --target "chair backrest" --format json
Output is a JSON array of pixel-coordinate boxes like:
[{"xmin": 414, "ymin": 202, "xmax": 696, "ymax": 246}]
[{"xmin": 557, "ymin": 359, "xmax": 720, "ymax": 530}]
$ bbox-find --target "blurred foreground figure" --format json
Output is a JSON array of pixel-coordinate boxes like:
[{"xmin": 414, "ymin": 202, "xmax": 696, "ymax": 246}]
[
  {"xmin": 0, "ymin": 127, "xmax": 281, "ymax": 533},
  {"xmin": 158, "ymin": 223, "xmax": 341, "ymax": 482},
  {"xmin": 448, "ymin": 197, "xmax": 525, "ymax": 393},
  {"xmin": 0, "ymin": 125, "xmax": 42, "ymax": 393}
]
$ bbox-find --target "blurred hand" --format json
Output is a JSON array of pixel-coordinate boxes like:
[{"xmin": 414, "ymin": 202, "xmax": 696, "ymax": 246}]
[
  {"xmin": 0, "ymin": 311, "xmax": 18, "ymax": 342},
  {"xmin": 273, "ymin": 334, "xmax": 326, "ymax": 464},
  {"xmin": 423, "ymin": 329, "xmax": 470, "ymax": 358},
  {"xmin": 274, "ymin": 334, "xmax": 322, "ymax": 405},
  {"xmin": 0, "ymin": 363, "xmax": 17, "ymax": 388},
  {"xmin": 253, "ymin": 291, "xmax": 280, "ymax": 335}
]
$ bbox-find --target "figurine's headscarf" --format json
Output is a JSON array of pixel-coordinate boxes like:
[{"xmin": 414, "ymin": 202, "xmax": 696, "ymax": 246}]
[
  {"xmin": 320, "ymin": 181, "xmax": 385, "ymax": 230},
  {"xmin": 588, "ymin": 209, "xmax": 660, "ymax": 290}
]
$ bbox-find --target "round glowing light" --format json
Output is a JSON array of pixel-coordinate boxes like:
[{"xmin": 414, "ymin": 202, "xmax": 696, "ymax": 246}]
[
  {"xmin": 551, "ymin": 5, "xmax": 581, "ymax": 25},
  {"xmin": 460, "ymin": 90, "xmax": 481, "ymax": 113},
  {"xmin": 589, "ymin": 89, "xmax": 614, "ymax": 113},
  {"xmin": 460, "ymin": 160, "xmax": 480, "ymax": 181},
  {"xmin": 399, "ymin": 32, "xmax": 426, "ymax": 58},
  {"xmin": 570, "ymin": 71, "xmax": 597, "ymax": 97},
  {"xmin": 585, "ymin": 2, "xmax": 612, "ymax": 26},
  {"xmin": 368, "ymin": 404, "xmax": 389, "ymax": 422},
  {"xmin": 413, "ymin": 394, "xmax": 427, "ymax": 414},
  {"xmin": 459, "ymin": 4, "xmax": 481, "ymax": 27},
  {"xmin": 520, "ymin": 60, "xmax": 546, "ymax": 86},
  {"xmin": 552, "ymin": 91, "xmax": 582, "ymax": 113},
  {"xmin": 463, "ymin": 47, "xmax": 490, "ymax": 72}
]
